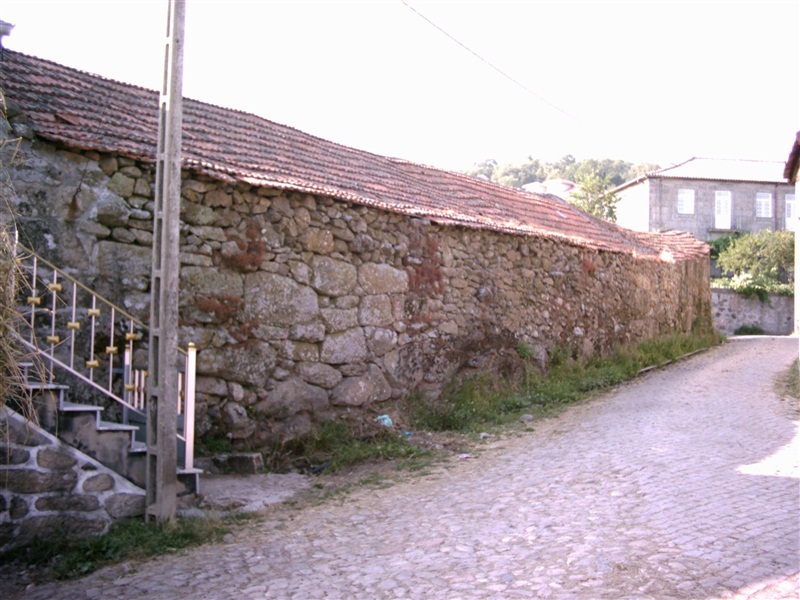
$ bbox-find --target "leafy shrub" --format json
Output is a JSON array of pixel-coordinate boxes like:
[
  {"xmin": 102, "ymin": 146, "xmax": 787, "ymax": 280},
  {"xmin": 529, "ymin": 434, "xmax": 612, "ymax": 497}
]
[
  {"xmin": 717, "ymin": 230, "xmax": 794, "ymax": 283},
  {"xmin": 708, "ymin": 233, "xmax": 740, "ymax": 259},
  {"xmin": 711, "ymin": 273, "xmax": 793, "ymax": 302},
  {"xmin": 733, "ymin": 324, "xmax": 766, "ymax": 335}
]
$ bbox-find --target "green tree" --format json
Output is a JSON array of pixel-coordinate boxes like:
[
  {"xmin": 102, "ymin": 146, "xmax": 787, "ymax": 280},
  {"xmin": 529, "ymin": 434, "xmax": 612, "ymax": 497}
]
[
  {"xmin": 561, "ymin": 158, "xmax": 636, "ymax": 188},
  {"xmin": 717, "ymin": 229, "xmax": 794, "ymax": 283},
  {"xmin": 465, "ymin": 158, "xmax": 498, "ymax": 181},
  {"xmin": 494, "ymin": 157, "xmax": 547, "ymax": 187},
  {"xmin": 708, "ymin": 233, "xmax": 740, "ymax": 260},
  {"xmin": 627, "ymin": 162, "xmax": 660, "ymax": 180},
  {"xmin": 544, "ymin": 154, "xmax": 576, "ymax": 180},
  {"xmin": 462, "ymin": 154, "xmax": 659, "ymax": 220},
  {"xmin": 567, "ymin": 171, "xmax": 620, "ymax": 221}
]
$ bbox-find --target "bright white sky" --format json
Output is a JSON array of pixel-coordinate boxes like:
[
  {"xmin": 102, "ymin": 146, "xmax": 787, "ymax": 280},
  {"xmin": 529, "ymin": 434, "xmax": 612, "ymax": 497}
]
[{"xmin": 2, "ymin": 0, "xmax": 798, "ymax": 173}]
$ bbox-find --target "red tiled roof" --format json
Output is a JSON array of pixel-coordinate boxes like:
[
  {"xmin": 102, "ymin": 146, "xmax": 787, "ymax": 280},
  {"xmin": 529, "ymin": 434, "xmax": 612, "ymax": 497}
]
[
  {"xmin": 785, "ymin": 131, "xmax": 800, "ymax": 183},
  {"xmin": 1, "ymin": 50, "xmax": 707, "ymax": 261},
  {"xmin": 614, "ymin": 157, "xmax": 790, "ymax": 195}
]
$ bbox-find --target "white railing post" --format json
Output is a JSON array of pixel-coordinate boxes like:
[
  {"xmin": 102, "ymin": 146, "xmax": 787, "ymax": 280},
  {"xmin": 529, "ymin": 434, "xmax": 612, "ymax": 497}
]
[
  {"xmin": 123, "ymin": 345, "xmax": 133, "ymax": 406},
  {"xmin": 183, "ymin": 342, "xmax": 196, "ymax": 471}
]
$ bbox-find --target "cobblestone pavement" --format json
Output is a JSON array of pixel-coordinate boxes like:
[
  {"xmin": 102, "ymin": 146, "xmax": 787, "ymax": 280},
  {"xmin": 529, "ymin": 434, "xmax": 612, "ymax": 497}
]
[{"xmin": 14, "ymin": 337, "xmax": 800, "ymax": 599}]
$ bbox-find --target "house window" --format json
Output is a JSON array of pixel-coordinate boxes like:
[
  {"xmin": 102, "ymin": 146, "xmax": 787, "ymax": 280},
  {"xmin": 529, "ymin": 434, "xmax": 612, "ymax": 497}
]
[
  {"xmin": 676, "ymin": 189, "xmax": 695, "ymax": 215},
  {"xmin": 756, "ymin": 192, "xmax": 773, "ymax": 218},
  {"xmin": 787, "ymin": 194, "xmax": 797, "ymax": 231}
]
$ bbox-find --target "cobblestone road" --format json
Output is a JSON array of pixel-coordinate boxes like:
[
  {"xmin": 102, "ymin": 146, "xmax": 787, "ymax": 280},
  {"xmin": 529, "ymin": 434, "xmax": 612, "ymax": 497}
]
[{"xmin": 15, "ymin": 337, "xmax": 800, "ymax": 599}]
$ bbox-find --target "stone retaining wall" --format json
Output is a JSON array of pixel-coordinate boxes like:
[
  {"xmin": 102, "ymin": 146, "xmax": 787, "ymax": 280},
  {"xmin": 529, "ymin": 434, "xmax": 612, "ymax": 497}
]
[
  {"xmin": 7, "ymin": 140, "xmax": 712, "ymax": 448},
  {"xmin": 0, "ymin": 408, "xmax": 145, "ymax": 553},
  {"xmin": 711, "ymin": 288, "xmax": 793, "ymax": 335}
]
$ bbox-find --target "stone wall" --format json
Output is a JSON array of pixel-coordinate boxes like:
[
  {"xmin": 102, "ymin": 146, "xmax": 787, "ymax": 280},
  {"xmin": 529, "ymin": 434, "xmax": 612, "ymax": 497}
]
[
  {"xmin": 0, "ymin": 408, "xmax": 145, "ymax": 553},
  {"xmin": 711, "ymin": 288, "xmax": 793, "ymax": 335},
  {"xmin": 7, "ymin": 139, "xmax": 712, "ymax": 447}
]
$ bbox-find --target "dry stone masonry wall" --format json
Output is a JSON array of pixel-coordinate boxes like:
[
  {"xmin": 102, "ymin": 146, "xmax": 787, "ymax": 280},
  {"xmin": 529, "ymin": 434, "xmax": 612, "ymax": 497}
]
[
  {"xmin": 0, "ymin": 408, "xmax": 145, "ymax": 552},
  {"xmin": 8, "ymin": 140, "xmax": 712, "ymax": 448}
]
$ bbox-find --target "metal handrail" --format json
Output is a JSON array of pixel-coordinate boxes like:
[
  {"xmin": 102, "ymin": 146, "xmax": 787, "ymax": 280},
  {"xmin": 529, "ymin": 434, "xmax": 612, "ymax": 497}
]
[
  {"xmin": 17, "ymin": 243, "xmax": 143, "ymax": 324},
  {"xmin": 13, "ymin": 244, "xmax": 196, "ymax": 471}
]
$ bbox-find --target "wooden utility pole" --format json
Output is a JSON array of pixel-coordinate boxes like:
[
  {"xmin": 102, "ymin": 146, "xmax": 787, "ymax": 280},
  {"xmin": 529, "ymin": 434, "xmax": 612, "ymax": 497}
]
[{"xmin": 147, "ymin": 0, "xmax": 185, "ymax": 522}]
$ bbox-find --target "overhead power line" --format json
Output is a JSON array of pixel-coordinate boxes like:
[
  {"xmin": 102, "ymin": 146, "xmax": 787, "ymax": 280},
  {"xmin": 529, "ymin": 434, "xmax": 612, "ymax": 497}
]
[{"xmin": 400, "ymin": 0, "xmax": 579, "ymax": 122}]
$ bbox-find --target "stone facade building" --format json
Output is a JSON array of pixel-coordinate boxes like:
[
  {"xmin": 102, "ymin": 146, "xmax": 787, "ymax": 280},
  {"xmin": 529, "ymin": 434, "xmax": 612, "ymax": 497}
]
[
  {"xmin": 1, "ymin": 51, "xmax": 711, "ymax": 448},
  {"xmin": 615, "ymin": 157, "xmax": 796, "ymax": 241}
]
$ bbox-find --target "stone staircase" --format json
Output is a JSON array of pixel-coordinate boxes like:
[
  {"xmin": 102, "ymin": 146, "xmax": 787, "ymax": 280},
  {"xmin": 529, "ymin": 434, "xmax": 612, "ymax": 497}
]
[
  {"xmin": 18, "ymin": 362, "xmax": 200, "ymax": 496},
  {"xmin": 9, "ymin": 245, "xmax": 200, "ymax": 505}
]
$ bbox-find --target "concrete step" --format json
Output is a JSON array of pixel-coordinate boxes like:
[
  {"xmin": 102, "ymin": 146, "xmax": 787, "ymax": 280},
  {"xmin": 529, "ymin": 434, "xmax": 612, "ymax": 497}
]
[
  {"xmin": 178, "ymin": 468, "xmax": 202, "ymax": 496},
  {"xmin": 17, "ymin": 381, "xmax": 70, "ymax": 432},
  {"xmin": 58, "ymin": 410, "xmax": 146, "ymax": 487},
  {"xmin": 60, "ymin": 400, "xmax": 102, "ymax": 413}
]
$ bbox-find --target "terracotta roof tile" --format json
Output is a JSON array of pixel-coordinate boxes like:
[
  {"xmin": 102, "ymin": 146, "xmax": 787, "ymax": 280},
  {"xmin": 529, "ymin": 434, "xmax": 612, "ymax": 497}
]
[
  {"xmin": 615, "ymin": 157, "xmax": 790, "ymax": 194},
  {"xmin": 785, "ymin": 131, "xmax": 800, "ymax": 182},
  {"xmin": 1, "ymin": 50, "xmax": 707, "ymax": 261}
]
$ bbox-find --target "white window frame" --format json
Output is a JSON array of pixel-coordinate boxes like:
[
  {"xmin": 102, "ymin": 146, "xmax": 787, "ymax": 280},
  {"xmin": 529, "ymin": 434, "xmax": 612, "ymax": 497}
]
[
  {"xmin": 715, "ymin": 191, "xmax": 732, "ymax": 230},
  {"xmin": 786, "ymin": 193, "xmax": 796, "ymax": 231},
  {"xmin": 676, "ymin": 188, "xmax": 695, "ymax": 215},
  {"xmin": 755, "ymin": 192, "xmax": 773, "ymax": 219}
]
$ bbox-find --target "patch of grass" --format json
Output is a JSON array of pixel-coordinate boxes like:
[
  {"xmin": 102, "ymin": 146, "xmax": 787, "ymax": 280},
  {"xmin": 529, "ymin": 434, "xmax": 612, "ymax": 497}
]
[
  {"xmin": 733, "ymin": 324, "xmax": 766, "ymax": 336},
  {"xmin": 199, "ymin": 436, "xmax": 233, "ymax": 455},
  {"xmin": 278, "ymin": 420, "xmax": 432, "ymax": 474},
  {"xmin": 410, "ymin": 376, "xmax": 532, "ymax": 432},
  {"xmin": 515, "ymin": 341, "xmax": 534, "ymax": 360},
  {"xmin": 775, "ymin": 359, "xmax": 800, "ymax": 403},
  {"xmin": 412, "ymin": 331, "xmax": 723, "ymax": 433},
  {"xmin": 358, "ymin": 474, "xmax": 392, "ymax": 488},
  {"xmin": 2, "ymin": 516, "xmax": 235, "ymax": 581}
]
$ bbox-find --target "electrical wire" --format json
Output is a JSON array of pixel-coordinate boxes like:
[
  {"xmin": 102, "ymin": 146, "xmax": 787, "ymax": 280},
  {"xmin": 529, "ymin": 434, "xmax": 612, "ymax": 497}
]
[{"xmin": 400, "ymin": 0, "xmax": 579, "ymax": 122}]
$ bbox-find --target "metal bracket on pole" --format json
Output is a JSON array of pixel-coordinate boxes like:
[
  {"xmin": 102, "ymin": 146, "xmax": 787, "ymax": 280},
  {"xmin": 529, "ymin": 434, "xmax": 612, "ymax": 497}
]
[{"xmin": 147, "ymin": 0, "xmax": 185, "ymax": 523}]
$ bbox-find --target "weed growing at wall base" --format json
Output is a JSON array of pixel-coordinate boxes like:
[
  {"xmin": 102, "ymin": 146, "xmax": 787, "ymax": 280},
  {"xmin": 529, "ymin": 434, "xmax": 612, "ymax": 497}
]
[
  {"xmin": 410, "ymin": 376, "xmax": 533, "ymax": 432},
  {"xmin": 775, "ymin": 359, "xmax": 800, "ymax": 411},
  {"xmin": 268, "ymin": 420, "xmax": 431, "ymax": 474},
  {"xmin": 413, "ymin": 331, "xmax": 723, "ymax": 433},
  {"xmin": 733, "ymin": 324, "xmax": 766, "ymax": 336}
]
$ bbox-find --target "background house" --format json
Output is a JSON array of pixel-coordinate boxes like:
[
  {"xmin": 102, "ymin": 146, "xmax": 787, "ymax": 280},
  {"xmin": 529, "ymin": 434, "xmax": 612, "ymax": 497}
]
[
  {"xmin": 521, "ymin": 179, "xmax": 579, "ymax": 201},
  {"xmin": 615, "ymin": 158, "xmax": 796, "ymax": 241}
]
